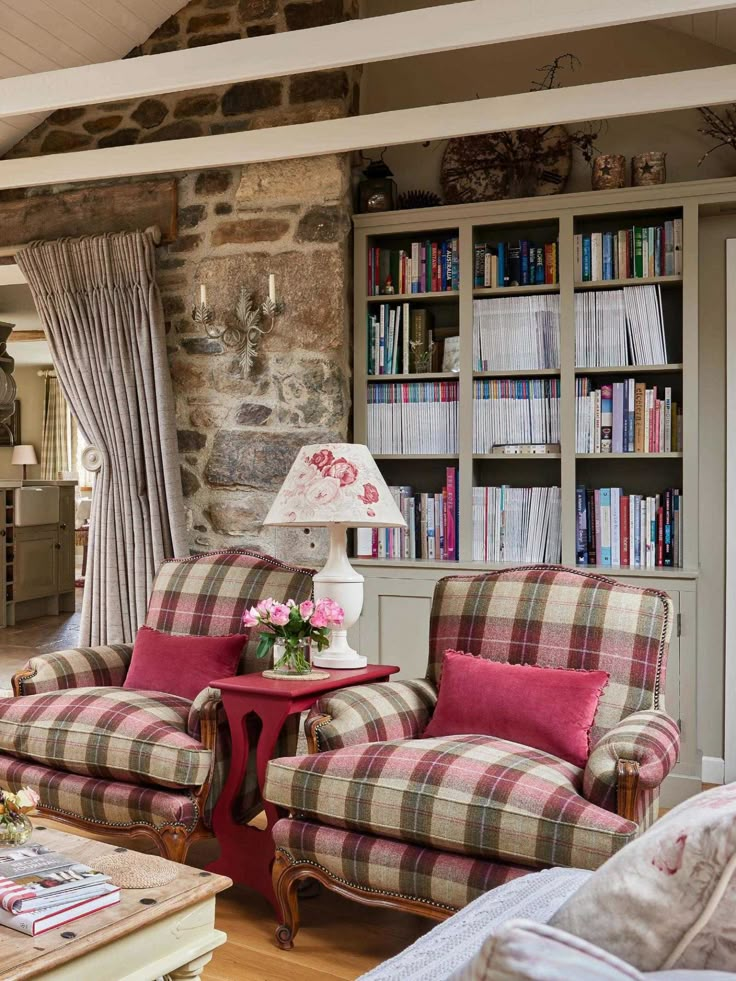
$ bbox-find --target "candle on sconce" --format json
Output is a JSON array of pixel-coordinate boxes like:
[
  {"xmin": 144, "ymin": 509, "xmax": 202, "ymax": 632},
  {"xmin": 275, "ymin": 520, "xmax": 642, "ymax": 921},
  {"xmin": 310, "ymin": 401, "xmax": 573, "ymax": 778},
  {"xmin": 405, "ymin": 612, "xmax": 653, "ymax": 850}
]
[
  {"xmin": 268, "ymin": 274, "xmax": 276, "ymax": 305},
  {"xmin": 199, "ymin": 284, "xmax": 208, "ymax": 307}
]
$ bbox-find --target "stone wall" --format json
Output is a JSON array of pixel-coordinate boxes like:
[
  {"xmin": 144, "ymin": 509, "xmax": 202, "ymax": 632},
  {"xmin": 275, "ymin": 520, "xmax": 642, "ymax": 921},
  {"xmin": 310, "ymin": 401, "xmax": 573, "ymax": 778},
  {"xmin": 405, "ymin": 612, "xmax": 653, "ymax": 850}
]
[{"xmin": 6, "ymin": 0, "xmax": 358, "ymax": 564}]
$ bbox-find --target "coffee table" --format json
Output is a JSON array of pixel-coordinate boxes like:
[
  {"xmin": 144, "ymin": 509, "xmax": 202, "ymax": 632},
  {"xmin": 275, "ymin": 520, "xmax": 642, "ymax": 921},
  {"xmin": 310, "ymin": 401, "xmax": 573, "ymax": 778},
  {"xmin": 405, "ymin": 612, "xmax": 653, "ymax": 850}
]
[{"xmin": 0, "ymin": 823, "xmax": 231, "ymax": 980}]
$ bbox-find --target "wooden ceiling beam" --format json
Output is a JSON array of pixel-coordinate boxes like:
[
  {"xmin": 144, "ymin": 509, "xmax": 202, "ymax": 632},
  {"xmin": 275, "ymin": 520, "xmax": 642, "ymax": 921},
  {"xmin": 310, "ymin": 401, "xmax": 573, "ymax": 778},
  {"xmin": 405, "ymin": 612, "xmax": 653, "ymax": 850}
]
[
  {"xmin": 1, "ymin": 63, "xmax": 736, "ymax": 191},
  {"xmin": 0, "ymin": 0, "xmax": 734, "ymax": 119}
]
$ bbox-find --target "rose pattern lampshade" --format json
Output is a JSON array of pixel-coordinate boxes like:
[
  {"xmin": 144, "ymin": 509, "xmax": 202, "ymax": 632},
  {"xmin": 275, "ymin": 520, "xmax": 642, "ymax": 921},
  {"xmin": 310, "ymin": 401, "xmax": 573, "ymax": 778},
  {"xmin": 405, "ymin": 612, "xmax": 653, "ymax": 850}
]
[{"xmin": 264, "ymin": 443, "xmax": 406, "ymax": 669}]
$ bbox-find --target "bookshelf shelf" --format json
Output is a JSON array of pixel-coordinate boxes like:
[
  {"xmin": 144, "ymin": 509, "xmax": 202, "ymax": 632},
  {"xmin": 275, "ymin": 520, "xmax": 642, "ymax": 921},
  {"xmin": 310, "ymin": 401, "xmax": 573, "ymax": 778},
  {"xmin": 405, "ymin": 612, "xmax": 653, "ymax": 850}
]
[
  {"xmin": 372, "ymin": 454, "xmax": 459, "ymax": 460},
  {"xmin": 473, "ymin": 284, "xmax": 559, "ymax": 297},
  {"xmin": 367, "ymin": 291, "xmax": 459, "ymax": 303},
  {"xmin": 369, "ymin": 372, "xmax": 458, "ymax": 382},
  {"xmin": 576, "ymin": 452, "xmax": 683, "ymax": 459},
  {"xmin": 474, "ymin": 368, "xmax": 560, "ymax": 379},
  {"xmin": 473, "ymin": 453, "xmax": 562, "ymax": 460},
  {"xmin": 575, "ymin": 275, "xmax": 683, "ymax": 290},
  {"xmin": 575, "ymin": 363, "xmax": 683, "ymax": 375}
]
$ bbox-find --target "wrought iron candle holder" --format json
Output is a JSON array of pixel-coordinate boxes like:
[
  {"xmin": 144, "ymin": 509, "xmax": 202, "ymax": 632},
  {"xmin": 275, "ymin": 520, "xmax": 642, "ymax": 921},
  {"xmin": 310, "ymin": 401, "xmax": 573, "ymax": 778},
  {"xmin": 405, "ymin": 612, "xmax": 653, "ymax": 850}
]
[{"xmin": 192, "ymin": 286, "xmax": 283, "ymax": 376}]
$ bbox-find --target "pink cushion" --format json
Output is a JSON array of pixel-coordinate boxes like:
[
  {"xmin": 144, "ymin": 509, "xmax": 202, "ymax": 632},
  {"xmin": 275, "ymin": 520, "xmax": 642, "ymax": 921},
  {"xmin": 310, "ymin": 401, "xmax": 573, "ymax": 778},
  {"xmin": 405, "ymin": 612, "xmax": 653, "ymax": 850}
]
[
  {"xmin": 124, "ymin": 625, "xmax": 246, "ymax": 702},
  {"xmin": 423, "ymin": 650, "xmax": 609, "ymax": 767}
]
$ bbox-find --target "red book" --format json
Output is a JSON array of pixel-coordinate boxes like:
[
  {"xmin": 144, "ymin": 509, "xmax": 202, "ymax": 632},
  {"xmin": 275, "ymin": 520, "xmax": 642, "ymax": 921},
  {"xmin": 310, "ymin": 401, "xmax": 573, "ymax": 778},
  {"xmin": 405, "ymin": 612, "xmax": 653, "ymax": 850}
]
[
  {"xmin": 620, "ymin": 495, "xmax": 630, "ymax": 566},
  {"xmin": 657, "ymin": 507, "xmax": 664, "ymax": 566},
  {"xmin": 446, "ymin": 467, "xmax": 456, "ymax": 561},
  {"xmin": 431, "ymin": 243, "xmax": 439, "ymax": 292}
]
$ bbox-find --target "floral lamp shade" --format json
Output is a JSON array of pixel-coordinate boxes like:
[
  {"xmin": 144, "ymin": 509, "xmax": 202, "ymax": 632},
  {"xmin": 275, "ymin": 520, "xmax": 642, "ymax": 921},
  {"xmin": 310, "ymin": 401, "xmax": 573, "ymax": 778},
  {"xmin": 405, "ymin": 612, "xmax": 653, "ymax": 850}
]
[{"xmin": 263, "ymin": 443, "xmax": 406, "ymax": 528}]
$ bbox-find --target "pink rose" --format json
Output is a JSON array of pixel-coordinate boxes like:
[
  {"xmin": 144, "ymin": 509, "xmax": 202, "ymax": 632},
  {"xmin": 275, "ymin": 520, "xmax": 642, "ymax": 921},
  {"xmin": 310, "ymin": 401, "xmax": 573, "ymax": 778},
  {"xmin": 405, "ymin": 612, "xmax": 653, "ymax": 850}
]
[
  {"xmin": 256, "ymin": 598, "xmax": 275, "ymax": 618},
  {"xmin": 358, "ymin": 482, "xmax": 379, "ymax": 505},
  {"xmin": 299, "ymin": 600, "xmax": 315, "ymax": 619},
  {"xmin": 270, "ymin": 603, "xmax": 290, "ymax": 626},
  {"xmin": 242, "ymin": 607, "xmax": 260, "ymax": 627},
  {"xmin": 309, "ymin": 449, "xmax": 335, "ymax": 472},
  {"xmin": 293, "ymin": 465, "xmax": 320, "ymax": 495},
  {"xmin": 324, "ymin": 457, "xmax": 358, "ymax": 487},
  {"xmin": 306, "ymin": 476, "xmax": 341, "ymax": 506},
  {"xmin": 314, "ymin": 598, "xmax": 345, "ymax": 627},
  {"xmin": 310, "ymin": 610, "xmax": 328, "ymax": 628}
]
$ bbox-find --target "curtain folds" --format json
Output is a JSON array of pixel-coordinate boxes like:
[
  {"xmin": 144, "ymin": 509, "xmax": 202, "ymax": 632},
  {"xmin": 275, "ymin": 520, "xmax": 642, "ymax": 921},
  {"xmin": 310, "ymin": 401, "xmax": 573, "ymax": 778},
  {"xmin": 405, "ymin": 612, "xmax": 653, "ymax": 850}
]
[{"xmin": 17, "ymin": 230, "xmax": 188, "ymax": 645}]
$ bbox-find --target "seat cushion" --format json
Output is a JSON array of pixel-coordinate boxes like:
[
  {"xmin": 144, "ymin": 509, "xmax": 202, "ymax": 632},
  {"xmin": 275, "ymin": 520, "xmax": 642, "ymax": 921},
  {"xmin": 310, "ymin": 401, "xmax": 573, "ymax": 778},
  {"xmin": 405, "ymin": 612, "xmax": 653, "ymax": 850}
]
[
  {"xmin": 265, "ymin": 735, "xmax": 638, "ymax": 871},
  {"xmin": 0, "ymin": 688, "xmax": 211, "ymax": 790}
]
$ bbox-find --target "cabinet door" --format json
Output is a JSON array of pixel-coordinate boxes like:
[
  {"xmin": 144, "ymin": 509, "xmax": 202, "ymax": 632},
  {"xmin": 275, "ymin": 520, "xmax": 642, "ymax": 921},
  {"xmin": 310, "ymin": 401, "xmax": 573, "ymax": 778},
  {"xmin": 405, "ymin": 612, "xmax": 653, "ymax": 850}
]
[
  {"xmin": 360, "ymin": 577, "xmax": 436, "ymax": 678},
  {"xmin": 57, "ymin": 488, "xmax": 76, "ymax": 593},
  {"xmin": 14, "ymin": 527, "xmax": 58, "ymax": 602}
]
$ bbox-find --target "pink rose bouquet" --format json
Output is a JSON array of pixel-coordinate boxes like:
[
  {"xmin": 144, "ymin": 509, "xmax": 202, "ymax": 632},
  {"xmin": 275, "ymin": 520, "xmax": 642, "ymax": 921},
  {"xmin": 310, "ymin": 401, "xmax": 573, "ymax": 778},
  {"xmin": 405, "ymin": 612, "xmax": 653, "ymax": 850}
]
[{"xmin": 243, "ymin": 597, "xmax": 344, "ymax": 674}]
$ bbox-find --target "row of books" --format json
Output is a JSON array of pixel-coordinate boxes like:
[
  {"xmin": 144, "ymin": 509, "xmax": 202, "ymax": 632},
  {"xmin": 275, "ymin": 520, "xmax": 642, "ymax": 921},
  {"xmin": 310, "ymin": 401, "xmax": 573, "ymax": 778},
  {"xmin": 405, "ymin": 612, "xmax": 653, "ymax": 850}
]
[
  {"xmin": 366, "ymin": 381, "xmax": 459, "ymax": 455},
  {"xmin": 576, "ymin": 486, "xmax": 683, "ymax": 568},
  {"xmin": 473, "ymin": 295, "xmax": 560, "ymax": 371},
  {"xmin": 576, "ymin": 378, "xmax": 682, "ymax": 454},
  {"xmin": 368, "ymin": 238, "xmax": 460, "ymax": 296},
  {"xmin": 0, "ymin": 845, "xmax": 119, "ymax": 936},
  {"xmin": 575, "ymin": 285, "xmax": 668, "ymax": 367},
  {"xmin": 473, "ymin": 378, "xmax": 560, "ymax": 454},
  {"xmin": 472, "ymin": 485, "xmax": 562, "ymax": 564},
  {"xmin": 356, "ymin": 471, "xmax": 459, "ymax": 561},
  {"xmin": 574, "ymin": 220, "xmax": 682, "ymax": 282},
  {"xmin": 473, "ymin": 240, "xmax": 559, "ymax": 288}
]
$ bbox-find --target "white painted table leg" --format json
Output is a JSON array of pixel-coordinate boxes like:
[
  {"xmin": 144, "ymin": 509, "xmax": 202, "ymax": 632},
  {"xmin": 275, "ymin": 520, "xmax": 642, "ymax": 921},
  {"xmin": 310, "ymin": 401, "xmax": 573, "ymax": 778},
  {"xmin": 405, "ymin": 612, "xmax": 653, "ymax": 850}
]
[{"xmin": 166, "ymin": 953, "xmax": 213, "ymax": 980}]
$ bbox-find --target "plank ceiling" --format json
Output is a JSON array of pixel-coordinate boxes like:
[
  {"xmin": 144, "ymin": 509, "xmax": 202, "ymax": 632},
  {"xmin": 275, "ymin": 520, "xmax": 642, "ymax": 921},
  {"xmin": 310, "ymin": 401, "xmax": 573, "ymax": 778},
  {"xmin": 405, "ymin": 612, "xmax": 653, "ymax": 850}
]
[
  {"xmin": 663, "ymin": 8, "xmax": 736, "ymax": 48},
  {"xmin": 0, "ymin": 0, "xmax": 182, "ymax": 156}
]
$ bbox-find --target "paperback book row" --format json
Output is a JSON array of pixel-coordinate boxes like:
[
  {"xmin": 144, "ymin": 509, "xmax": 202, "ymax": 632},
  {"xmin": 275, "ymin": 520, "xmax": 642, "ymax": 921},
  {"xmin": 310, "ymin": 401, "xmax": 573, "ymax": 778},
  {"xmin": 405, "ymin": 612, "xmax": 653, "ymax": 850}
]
[
  {"xmin": 356, "ymin": 470, "xmax": 459, "ymax": 561},
  {"xmin": 576, "ymin": 378, "xmax": 682, "ymax": 454},
  {"xmin": 368, "ymin": 238, "xmax": 460, "ymax": 296},
  {"xmin": 472, "ymin": 485, "xmax": 562, "ymax": 564},
  {"xmin": 367, "ymin": 305, "xmax": 447, "ymax": 375},
  {"xmin": 576, "ymin": 486, "xmax": 683, "ymax": 568},
  {"xmin": 574, "ymin": 219, "xmax": 682, "ymax": 282},
  {"xmin": 473, "ymin": 239, "xmax": 559, "ymax": 288},
  {"xmin": 366, "ymin": 380, "xmax": 458, "ymax": 455},
  {"xmin": 575, "ymin": 285, "xmax": 668, "ymax": 367},
  {"xmin": 0, "ymin": 845, "xmax": 119, "ymax": 936},
  {"xmin": 473, "ymin": 378, "xmax": 561, "ymax": 454},
  {"xmin": 473, "ymin": 295, "xmax": 560, "ymax": 371}
]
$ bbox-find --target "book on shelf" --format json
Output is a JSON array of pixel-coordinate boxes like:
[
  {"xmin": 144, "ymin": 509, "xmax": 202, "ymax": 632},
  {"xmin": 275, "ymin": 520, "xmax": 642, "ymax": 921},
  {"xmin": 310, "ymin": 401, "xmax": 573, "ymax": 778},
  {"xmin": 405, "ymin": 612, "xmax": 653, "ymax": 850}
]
[
  {"xmin": 356, "ymin": 468, "xmax": 459, "ymax": 561},
  {"xmin": 575, "ymin": 285, "xmax": 668, "ymax": 367},
  {"xmin": 368, "ymin": 237, "xmax": 459, "ymax": 296},
  {"xmin": 473, "ymin": 378, "xmax": 561, "ymax": 454},
  {"xmin": 574, "ymin": 219, "xmax": 682, "ymax": 283},
  {"xmin": 0, "ymin": 844, "xmax": 120, "ymax": 936},
  {"xmin": 367, "ymin": 306, "xmax": 452, "ymax": 376},
  {"xmin": 472, "ymin": 485, "xmax": 561, "ymax": 564},
  {"xmin": 473, "ymin": 239, "xmax": 558, "ymax": 288},
  {"xmin": 576, "ymin": 378, "xmax": 682, "ymax": 454},
  {"xmin": 367, "ymin": 379, "xmax": 459, "ymax": 455},
  {"xmin": 473, "ymin": 295, "xmax": 560, "ymax": 371},
  {"xmin": 576, "ymin": 485, "xmax": 683, "ymax": 568}
]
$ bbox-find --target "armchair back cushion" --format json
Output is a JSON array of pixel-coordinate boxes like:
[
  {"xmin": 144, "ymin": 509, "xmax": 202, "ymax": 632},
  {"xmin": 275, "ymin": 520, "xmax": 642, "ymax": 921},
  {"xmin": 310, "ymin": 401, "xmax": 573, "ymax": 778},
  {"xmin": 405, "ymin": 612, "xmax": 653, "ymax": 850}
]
[
  {"xmin": 144, "ymin": 549, "xmax": 314, "ymax": 674},
  {"xmin": 428, "ymin": 567, "xmax": 673, "ymax": 747}
]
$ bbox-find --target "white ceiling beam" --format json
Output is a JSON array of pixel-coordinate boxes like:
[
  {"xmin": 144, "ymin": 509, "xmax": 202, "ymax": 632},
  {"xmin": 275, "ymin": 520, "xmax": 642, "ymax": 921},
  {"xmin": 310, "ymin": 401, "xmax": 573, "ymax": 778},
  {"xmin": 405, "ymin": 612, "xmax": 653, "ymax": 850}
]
[
  {"xmin": 1, "ymin": 62, "xmax": 736, "ymax": 191},
  {"xmin": 1, "ymin": 0, "xmax": 735, "ymax": 119}
]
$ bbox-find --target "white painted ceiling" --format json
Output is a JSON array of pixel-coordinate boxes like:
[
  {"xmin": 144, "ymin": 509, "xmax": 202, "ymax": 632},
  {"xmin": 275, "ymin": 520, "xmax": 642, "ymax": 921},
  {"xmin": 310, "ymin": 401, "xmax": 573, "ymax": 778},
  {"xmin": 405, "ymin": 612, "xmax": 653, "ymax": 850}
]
[
  {"xmin": 662, "ymin": 9, "xmax": 736, "ymax": 49},
  {"xmin": 0, "ymin": 0, "xmax": 183, "ymax": 156}
]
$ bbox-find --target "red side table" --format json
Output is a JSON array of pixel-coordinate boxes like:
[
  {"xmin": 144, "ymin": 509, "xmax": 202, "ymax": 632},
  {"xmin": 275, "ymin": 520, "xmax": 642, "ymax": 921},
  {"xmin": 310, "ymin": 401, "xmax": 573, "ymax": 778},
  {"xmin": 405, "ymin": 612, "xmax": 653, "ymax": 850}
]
[{"xmin": 206, "ymin": 664, "xmax": 399, "ymax": 913}]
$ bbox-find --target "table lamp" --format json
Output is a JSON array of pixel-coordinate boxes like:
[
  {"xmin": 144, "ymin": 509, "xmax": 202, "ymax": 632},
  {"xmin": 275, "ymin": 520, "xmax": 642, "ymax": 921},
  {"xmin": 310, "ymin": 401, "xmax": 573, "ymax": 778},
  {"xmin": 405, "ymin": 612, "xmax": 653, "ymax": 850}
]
[
  {"xmin": 263, "ymin": 443, "xmax": 406, "ymax": 669},
  {"xmin": 11, "ymin": 444, "xmax": 37, "ymax": 483}
]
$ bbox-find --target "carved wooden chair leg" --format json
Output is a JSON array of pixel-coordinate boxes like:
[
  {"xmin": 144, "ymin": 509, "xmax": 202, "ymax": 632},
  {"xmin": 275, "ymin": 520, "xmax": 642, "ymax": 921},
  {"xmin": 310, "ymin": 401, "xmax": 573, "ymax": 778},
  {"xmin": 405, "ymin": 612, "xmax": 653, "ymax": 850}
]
[
  {"xmin": 160, "ymin": 826, "xmax": 191, "ymax": 864},
  {"xmin": 273, "ymin": 850, "xmax": 305, "ymax": 950}
]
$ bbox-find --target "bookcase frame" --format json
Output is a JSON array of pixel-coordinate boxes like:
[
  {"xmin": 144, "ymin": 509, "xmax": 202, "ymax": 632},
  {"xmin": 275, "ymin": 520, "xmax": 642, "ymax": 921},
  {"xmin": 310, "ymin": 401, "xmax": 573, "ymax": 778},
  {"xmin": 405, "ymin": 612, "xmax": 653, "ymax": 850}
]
[{"xmin": 353, "ymin": 179, "xmax": 709, "ymax": 578}]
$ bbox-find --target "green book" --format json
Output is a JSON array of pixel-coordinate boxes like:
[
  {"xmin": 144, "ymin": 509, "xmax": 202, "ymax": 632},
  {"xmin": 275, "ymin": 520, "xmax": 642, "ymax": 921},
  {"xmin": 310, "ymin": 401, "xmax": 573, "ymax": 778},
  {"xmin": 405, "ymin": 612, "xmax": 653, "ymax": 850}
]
[{"xmin": 634, "ymin": 227, "xmax": 644, "ymax": 278}]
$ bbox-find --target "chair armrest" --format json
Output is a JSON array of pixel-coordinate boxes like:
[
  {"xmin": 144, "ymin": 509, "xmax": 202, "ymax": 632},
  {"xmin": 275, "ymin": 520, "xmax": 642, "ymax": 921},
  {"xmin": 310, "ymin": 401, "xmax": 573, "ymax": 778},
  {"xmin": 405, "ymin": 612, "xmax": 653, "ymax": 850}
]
[
  {"xmin": 305, "ymin": 679, "xmax": 437, "ymax": 752},
  {"xmin": 187, "ymin": 687, "xmax": 222, "ymax": 747},
  {"xmin": 12, "ymin": 645, "xmax": 134, "ymax": 696},
  {"xmin": 583, "ymin": 709, "xmax": 680, "ymax": 816}
]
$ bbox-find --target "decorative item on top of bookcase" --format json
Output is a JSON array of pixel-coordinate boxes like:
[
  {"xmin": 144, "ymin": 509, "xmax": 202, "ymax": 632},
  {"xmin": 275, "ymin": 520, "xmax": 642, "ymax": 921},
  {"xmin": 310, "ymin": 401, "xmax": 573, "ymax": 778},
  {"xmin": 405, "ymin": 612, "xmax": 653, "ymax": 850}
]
[
  {"xmin": 631, "ymin": 152, "xmax": 667, "ymax": 187},
  {"xmin": 697, "ymin": 104, "xmax": 736, "ymax": 167},
  {"xmin": 358, "ymin": 153, "xmax": 397, "ymax": 214},
  {"xmin": 192, "ymin": 279, "xmax": 282, "ymax": 377},
  {"xmin": 591, "ymin": 154, "xmax": 626, "ymax": 191},
  {"xmin": 398, "ymin": 190, "xmax": 442, "ymax": 210}
]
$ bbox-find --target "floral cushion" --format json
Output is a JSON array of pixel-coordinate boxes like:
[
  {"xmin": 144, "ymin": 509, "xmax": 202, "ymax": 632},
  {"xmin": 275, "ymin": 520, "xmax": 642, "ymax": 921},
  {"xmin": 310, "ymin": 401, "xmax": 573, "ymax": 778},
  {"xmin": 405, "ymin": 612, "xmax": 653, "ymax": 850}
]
[
  {"xmin": 0, "ymin": 688, "xmax": 211, "ymax": 790},
  {"xmin": 551, "ymin": 783, "xmax": 736, "ymax": 972}
]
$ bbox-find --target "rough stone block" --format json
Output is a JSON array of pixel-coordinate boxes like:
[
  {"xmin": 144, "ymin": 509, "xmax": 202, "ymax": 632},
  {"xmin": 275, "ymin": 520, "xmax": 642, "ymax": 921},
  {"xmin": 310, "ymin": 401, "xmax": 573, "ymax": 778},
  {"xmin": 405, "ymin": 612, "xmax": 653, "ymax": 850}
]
[
  {"xmin": 167, "ymin": 233, "xmax": 203, "ymax": 253},
  {"xmin": 215, "ymin": 202, "xmax": 233, "ymax": 215},
  {"xmin": 151, "ymin": 15, "xmax": 179, "ymax": 40},
  {"xmin": 40, "ymin": 131, "xmax": 92, "ymax": 154},
  {"xmin": 142, "ymin": 120, "xmax": 203, "ymax": 143},
  {"xmin": 239, "ymin": 0, "xmax": 277, "ymax": 19},
  {"xmin": 290, "ymin": 71, "xmax": 349, "ymax": 104},
  {"xmin": 222, "ymin": 80, "xmax": 282, "ymax": 116},
  {"xmin": 178, "ymin": 429, "xmax": 208, "ymax": 451},
  {"xmin": 132, "ymin": 100, "xmax": 169, "ymax": 129},
  {"xmin": 187, "ymin": 12, "xmax": 231, "ymax": 32},
  {"xmin": 296, "ymin": 205, "xmax": 350, "ymax": 243},
  {"xmin": 206, "ymin": 429, "xmax": 340, "ymax": 489},
  {"xmin": 211, "ymin": 217, "xmax": 290, "ymax": 246},
  {"xmin": 98, "ymin": 129, "xmax": 140, "ymax": 149},
  {"xmin": 195, "ymin": 170, "xmax": 233, "ymax": 196},
  {"xmin": 174, "ymin": 95, "xmax": 220, "ymax": 119},
  {"xmin": 189, "ymin": 32, "xmax": 241, "ymax": 47},
  {"xmin": 235, "ymin": 402, "xmax": 272, "ymax": 425},
  {"xmin": 208, "ymin": 498, "xmax": 270, "ymax": 535},
  {"xmin": 182, "ymin": 337, "xmax": 224, "ymax": 355},
  {"xmin": 83, "ymin": 115, "xmax": 124, "ymax": 134},
  {"xmin": 190, "ymin": 404, "xmax": 229, "ymax": 428},
  {"xmin": 247, "ymin": 24, "xmax": 276, "ymax": 36},
  {"xmin": 180, "ymin": 466, "xmax": 201, "ymax": 497},
  {"xmin": 285, "ymin": 0, "xmax": 344, "ymax": 30},
  {"xmin": 236, "ymin": 155, "xmax": 347, "ymax": 207},
  {"xmin": 178, "ymin": 204, "xmax": 207, "ymax": 229}
]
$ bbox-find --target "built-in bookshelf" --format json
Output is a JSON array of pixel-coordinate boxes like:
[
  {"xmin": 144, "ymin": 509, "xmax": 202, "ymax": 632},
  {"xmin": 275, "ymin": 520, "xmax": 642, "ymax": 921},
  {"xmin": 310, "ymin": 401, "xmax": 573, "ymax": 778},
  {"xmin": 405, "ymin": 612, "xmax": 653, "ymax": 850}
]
[
  {"xmin": 3, "ymin": 489, "xmax": 13, "ymax": 608},
  {"xmin": 353, "ymin": 193, "xmax": 698, "ymax": 577}
]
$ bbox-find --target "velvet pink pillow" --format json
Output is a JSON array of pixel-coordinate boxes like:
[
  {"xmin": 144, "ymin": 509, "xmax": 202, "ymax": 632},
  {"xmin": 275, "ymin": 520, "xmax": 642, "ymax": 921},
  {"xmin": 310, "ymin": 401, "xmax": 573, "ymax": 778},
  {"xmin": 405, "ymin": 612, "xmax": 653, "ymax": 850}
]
[
  {"xmin": 423, "ymin": 650, "xmax": 609, "ymax": 768},
  {"xmin": 124, "ymin": 626, "xmax": 246, "ymax": 702}
]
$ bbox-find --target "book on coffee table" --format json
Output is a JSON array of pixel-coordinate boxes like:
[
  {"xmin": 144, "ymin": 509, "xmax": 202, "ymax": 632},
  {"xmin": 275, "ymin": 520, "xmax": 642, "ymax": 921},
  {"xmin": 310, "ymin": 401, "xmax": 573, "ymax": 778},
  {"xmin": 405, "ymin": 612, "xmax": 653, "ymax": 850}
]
[{"xmin": 0, "ymin": 888, "xmax": 120, "ymax": 936}]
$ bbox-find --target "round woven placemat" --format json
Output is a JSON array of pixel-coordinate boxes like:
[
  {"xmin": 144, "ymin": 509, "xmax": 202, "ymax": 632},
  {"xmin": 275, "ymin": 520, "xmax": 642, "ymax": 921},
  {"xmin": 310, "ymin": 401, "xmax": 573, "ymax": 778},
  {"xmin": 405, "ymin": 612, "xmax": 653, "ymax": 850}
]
[
  {"xmin": 93, "ymin": 851, "xmax": 179, "ymax": 889},
  {"xmin": 261, "ymin": 669, "xmax": 330, "ymax": 681}
]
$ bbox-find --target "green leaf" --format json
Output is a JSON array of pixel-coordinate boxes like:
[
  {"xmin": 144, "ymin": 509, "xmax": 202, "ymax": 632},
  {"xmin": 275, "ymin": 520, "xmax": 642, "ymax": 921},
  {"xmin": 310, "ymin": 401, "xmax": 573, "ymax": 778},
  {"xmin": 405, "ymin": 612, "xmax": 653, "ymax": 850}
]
[{"xmin": 256, "ymin": 633, "xmax": 276, "ymax": 660}]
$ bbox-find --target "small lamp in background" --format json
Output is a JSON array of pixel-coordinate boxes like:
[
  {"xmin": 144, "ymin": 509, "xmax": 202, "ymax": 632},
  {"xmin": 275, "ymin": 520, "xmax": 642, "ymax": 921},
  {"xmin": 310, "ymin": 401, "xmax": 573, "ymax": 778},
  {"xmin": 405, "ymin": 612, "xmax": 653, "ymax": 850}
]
[
  {"xmin": 11, "ymin": 444, "xmax": 37, "ymax": 483},
  {"xmin": 358, "ymin": 154, "xmax": 397, "ymax": 214},
  {"xmin": 264, "ymin": 443, "xmax": 406, "ymax": 669}
]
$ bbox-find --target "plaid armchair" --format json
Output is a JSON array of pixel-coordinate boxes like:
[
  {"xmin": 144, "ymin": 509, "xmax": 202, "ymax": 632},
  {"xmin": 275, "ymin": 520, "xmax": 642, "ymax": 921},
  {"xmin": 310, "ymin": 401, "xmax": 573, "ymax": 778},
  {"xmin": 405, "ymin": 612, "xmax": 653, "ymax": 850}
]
[
  {"xmin": 264, "ymin": 567, "xmax": 680, "ymax": 948},
  {"xmin": 1, "ymin": 550, "xmax": 313, "ymax": 863}
]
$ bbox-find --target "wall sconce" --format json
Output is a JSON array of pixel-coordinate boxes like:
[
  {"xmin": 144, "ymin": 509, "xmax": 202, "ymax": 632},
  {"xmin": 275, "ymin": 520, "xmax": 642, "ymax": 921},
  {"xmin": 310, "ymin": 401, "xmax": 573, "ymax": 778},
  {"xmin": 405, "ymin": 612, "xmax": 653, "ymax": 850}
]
[{"xmin": 192, "ymin": 275, "xmax": 283, "ymax": 376}]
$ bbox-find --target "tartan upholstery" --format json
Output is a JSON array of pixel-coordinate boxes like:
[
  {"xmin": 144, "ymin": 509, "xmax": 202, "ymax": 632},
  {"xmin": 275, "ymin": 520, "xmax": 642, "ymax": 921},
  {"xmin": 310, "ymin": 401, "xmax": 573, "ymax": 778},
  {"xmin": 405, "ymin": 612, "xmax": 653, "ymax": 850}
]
[
  {"xmin": 428, "ymin": 567, "xmax": 673, "ymax": 747},
  {"xmin": 307, "ymin": 679, "xmax": 437, "ymax": 752},
  {"xmin": 274, "ymin": 818, "xmax": 530, "ymax": 911},
  {"xmin": 583, "ymin": 709, "xmax": 680, "ymax": 812},
  {"xmin": 266, "ymin": 735, "xmax": 638, "ymax": 871},
  {"xmin": 145, "ymin": 549, "xmax": 314, "ymax": 674},
  {"xmin": 0, "ymin": 688, "xmax": 211, "ymax": 790},
  {"xmin": 0, "ymin": 756, "xmax": 198, "ymax": 831},
  {"xmin": 14, "ymin": 645, "xmax": 133, "ymax": 696}
]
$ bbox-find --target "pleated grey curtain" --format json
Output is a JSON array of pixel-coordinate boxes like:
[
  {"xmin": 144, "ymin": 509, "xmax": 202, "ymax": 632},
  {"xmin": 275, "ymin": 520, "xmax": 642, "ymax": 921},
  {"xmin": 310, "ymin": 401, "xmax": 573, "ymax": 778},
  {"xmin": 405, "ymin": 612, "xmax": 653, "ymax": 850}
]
[{"xmin": 17, "ymin": 230, "xmax": 188, "ymax": 645}]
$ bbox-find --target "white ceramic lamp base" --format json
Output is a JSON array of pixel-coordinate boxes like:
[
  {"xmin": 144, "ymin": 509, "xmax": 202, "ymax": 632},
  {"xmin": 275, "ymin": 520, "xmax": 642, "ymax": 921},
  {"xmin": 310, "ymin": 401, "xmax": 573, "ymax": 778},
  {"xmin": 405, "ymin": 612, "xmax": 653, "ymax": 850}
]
[{"xmin": 312, "ymin": 526, "xmax": 366, "ymax": 670}]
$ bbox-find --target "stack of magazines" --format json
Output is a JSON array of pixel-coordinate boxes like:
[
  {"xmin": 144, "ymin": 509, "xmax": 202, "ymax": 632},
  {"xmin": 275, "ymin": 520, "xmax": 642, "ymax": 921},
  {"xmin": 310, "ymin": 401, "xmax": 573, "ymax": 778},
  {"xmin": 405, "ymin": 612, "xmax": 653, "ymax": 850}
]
[{"xmin": 0, "ymin": 845, "xmax": 119, "ymax": 935}]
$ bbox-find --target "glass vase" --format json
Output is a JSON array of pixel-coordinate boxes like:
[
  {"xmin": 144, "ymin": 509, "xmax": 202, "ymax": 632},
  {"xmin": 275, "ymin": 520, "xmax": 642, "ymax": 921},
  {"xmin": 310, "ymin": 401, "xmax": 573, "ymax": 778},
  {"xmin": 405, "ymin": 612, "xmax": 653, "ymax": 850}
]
[
  {"xmin": 0, "ymin": 814, "xmax": 33, "ymax": 846},
  {"xmin": 272, "ymin": 639, "xmax": 312, "ymax": 676}
]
